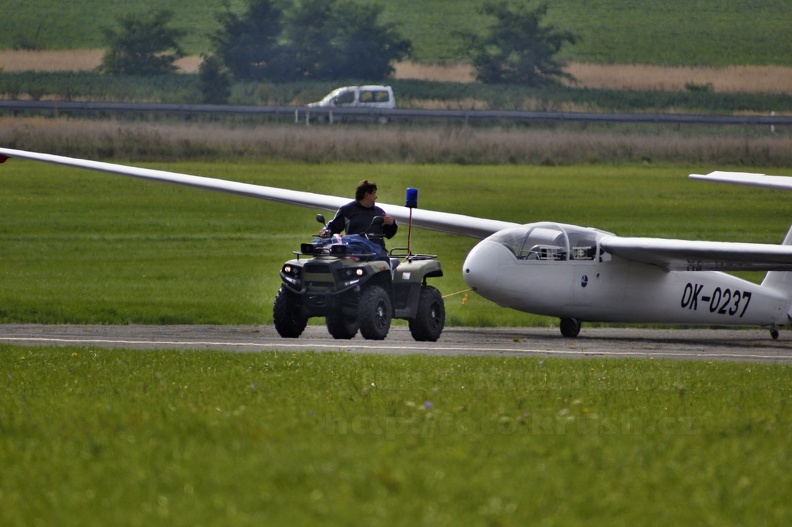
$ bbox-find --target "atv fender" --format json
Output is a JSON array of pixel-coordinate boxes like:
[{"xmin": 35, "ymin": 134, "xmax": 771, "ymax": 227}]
[{"xmin": 393, "ymin": 259, "xmax": 443, "ymax": 283}]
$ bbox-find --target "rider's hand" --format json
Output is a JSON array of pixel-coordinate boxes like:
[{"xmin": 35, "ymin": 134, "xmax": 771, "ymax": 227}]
[{"xmin": 318, "ymin": 228, "xmax": 331, "ymax": 238}]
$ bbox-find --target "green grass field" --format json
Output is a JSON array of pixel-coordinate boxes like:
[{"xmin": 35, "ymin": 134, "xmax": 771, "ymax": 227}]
[
  {"xmin": 2, "ymin": 346, "xmax": 791, "ymax": 526},
  {"xmin": 3, "ymin": 159, "xmax": 792, "ymax": 327},
  {"xmin": 2, "ymin": 0, "xmax": 791, "ymax": 65},
  {"xmin": 4, "ymin": 158, "xmax": 792, "ymax": 525}
]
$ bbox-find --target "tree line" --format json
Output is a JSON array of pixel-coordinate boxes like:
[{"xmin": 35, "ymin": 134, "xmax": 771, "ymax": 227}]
[{"xmin": 99, "ymin": 0, "xmax": 578, "ymax": 102}]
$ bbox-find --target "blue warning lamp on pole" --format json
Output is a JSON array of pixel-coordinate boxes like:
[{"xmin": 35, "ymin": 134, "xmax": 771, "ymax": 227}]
[
  {"xmin": 405, "ymin": 188, "xmax": 418, "ymax": 255},
  {"xmin": 405, "ymin": 187, "xmax": 418, "ymax": 208}
]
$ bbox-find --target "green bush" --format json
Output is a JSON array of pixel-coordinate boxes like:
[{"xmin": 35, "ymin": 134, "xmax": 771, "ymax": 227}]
[
  {"xmin": 458, "ymin": 1, "xmax": 578, "ymax": 86},
  {"xmin": 100, "ymin": 9, "xmax": 186, "ymax": 76},
  {"xmin": 211, "ymin": 0, "xmax": 410, "ymax": 82}
]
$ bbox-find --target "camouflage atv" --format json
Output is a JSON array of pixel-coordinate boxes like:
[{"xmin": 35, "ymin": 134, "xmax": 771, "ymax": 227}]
[{"xmin": 273, "ymin": 215, "xmax": 445, "ymax": 341}]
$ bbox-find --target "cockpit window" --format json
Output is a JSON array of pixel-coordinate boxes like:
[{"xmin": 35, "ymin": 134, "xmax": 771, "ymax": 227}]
[
  {"xmin": 489, "ymin": 224, "xmax": 568, "ymax": 261},
  {"xmin": 566, "ymin": 230, "xmax": 597, "ymax": 260},
  {"xmin": 519, "ymin": 226, "xmax": 567, "ymax": 260},
  {"xmin": 489, "ymin": 228, "xmax": 528, "ymax": 257},
  {"xmin": 489, "ymin": 223, "xmax": 598, "ymax": 262}
]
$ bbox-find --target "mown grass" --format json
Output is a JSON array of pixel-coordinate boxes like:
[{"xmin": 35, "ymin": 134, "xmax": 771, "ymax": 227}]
[
  {"xmin": 1, "ymin": 346, "xmax": 791, "ymax": 526},
  {"xmin": 2, "ymin": 0, "xmax": 791, "ymax": 66},
  {"xmin": 2, "ymin": 159, "xmax": 792, "ymax": 327}
]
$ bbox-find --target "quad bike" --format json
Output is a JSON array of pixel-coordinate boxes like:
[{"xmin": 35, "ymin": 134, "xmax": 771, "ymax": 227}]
[{"xmin": 273, "ymin": 214, "xmax": 445, "ymax": 341}]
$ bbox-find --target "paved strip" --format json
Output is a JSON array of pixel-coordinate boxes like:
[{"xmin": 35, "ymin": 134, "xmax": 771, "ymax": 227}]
[{"xmin": 1, "ymin": 325, "xmax": 791, "ymax": 363}]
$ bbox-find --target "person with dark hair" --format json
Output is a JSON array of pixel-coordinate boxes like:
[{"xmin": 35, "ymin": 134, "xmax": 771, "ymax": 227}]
[{"xmin": 322, "ymin": 180, "xmax": 398, "ymax": 251}]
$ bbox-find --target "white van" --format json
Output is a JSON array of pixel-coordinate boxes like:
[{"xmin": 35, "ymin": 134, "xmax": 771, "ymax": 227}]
[{"xmin": 308, "ymin": 85, "xmax": 395, "ymax": 109}]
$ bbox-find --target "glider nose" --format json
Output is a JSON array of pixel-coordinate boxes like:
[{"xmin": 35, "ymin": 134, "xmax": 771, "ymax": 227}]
[{"xmin": 463, "ymin": 240, "xmax": 507, "ymax": 294}]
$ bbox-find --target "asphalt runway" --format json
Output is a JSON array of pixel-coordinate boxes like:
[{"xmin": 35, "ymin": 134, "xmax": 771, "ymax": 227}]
[{"xmin": 1, "ymin": 324, "xmax": 791, "ymax": 363}]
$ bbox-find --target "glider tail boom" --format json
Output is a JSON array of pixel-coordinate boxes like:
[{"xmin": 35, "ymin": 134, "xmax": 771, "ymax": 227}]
[{"xmin": 762, "ymin": 224, "xmax": 792, "ymax": 317}]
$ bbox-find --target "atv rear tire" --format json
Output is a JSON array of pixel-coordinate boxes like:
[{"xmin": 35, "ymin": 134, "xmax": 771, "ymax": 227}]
[
  {"xmin": 358, "ymin": 285, "xmax": 392, "ymax": 340},
  {"xmin": 273, "ymin": 286, "xmax": 307, "ymax": 338},
  {"xmin": 326, "ymin": 311, "xmax": 359, "ymax": 339},
  {"xmin": 408, "ymin": 285, "xmax": 445, "ymax": 341}
]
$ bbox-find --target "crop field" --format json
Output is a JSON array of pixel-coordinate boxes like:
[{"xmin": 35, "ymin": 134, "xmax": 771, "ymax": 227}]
[
  {"xmin": 4, "ymin": 2, "xmax": 792, "ymax": 109},
  {"xmin": 2, "ymin": 0, "xmax": 791, "ymax": 66},
  {"xmin": 4, "ymin": 52, "xmax": 792, "ymax": 99}
]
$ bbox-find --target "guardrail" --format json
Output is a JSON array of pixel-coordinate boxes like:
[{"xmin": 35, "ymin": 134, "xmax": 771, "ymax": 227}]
[{"xmin": 1, "ymin": 99, "xmax": 789, "ymax": 127}]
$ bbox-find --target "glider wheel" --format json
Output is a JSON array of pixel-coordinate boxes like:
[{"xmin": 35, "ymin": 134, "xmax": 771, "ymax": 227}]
[{"xmin": 559, "ymin": 318, "xmax": 581, "ymax": 338}]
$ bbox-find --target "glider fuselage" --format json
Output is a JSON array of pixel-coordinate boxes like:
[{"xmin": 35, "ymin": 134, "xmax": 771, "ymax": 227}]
[{"xmin": 463, "ymin": 222, "xmax": 791, "ymax": 327}]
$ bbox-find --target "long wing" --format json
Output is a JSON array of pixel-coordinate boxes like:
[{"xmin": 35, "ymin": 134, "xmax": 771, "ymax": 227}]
[
  {"xmin": 0, "ymin": 147, "xmax": 515, "ymax": 239},
  {"xmin": 601, "ymin": 236, "xmax": 792, "ymax": 272},
  {"xmin": 689, "ymin": 171, "xmax": 792, "ymax": 191},
  {"xmin": 601, "ymin": 170, "xmax": 792, "ymax": 271}
]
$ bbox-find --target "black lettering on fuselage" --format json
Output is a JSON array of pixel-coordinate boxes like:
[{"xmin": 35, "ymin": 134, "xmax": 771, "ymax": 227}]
[
  {"xmin": 681, "ymin": 282, "xmax": 752, "ymax": 318},
  {"xmin": 681, "ymin": 282, "xmax": 703, "ymax": 310}
]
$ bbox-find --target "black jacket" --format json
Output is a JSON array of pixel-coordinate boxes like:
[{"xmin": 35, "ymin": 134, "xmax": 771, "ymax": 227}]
[{"xmin": 326, "ymin": 201, "xmax": 398, "ymax": 248}]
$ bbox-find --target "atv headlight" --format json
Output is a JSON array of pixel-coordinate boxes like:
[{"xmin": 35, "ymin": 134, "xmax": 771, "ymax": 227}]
[
  {"xmin": 281, "ymin": 264, "xmax": 302, "ymax": 286},
  {"xmin": 337, "ymin": 266, "xmax": 366, "ymax": 287}
]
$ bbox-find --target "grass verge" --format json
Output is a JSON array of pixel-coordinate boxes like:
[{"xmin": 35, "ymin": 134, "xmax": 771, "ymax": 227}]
[
  {"xmin": 1, "ymin": 345, "xmax": 790, "ymax": 526},
  {"xmin": 2, "ymin": 118, "xmax": 790, "ymax": 166}
]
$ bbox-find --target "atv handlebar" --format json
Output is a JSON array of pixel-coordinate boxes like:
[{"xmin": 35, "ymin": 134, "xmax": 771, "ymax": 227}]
[{"xmin": 316, "ymin": 214, "xmax": 386, "ymax": 239}]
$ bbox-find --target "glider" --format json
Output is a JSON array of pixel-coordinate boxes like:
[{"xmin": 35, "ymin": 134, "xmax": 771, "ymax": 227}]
[{"xmin": 2, "ymin": 147, "xmax": 792, "ymax": 339}]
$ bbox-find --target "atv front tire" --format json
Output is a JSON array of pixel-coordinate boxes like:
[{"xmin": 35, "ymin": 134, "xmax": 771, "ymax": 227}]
[{"xmin": 273, "ymin": 286, "xmax": 307, "ymax": 338}]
